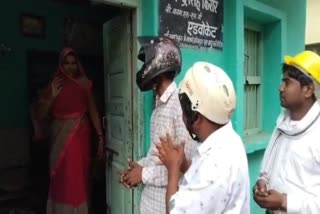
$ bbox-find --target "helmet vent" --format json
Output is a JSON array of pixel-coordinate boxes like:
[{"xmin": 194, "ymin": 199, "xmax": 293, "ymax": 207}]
[
  {"xmin": 222, "ymin": 85, "xmax": 229, "ymax": 97},
  {"xmin": 192, "ymin": 100, "xmax": 199, "ymax": 110},
  {"xmin": 204, "ymin": 65, "xmax": 211, "ymax": 73}
]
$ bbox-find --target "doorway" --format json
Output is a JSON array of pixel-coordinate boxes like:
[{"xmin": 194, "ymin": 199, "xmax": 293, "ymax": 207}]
[
  {"xmin": 0, "ymin": 1, "xmax": 137, "ymax": 214},
  {"xmin": 102, "ymin": 10, "xmax": 135, "ymax": 214}
]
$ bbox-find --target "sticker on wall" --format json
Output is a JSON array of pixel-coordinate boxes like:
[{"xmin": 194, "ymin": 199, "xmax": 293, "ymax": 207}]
[
  {"xmin": 306, "ymin": 43, "xmax": 320, "ymax": 56},
  {"xmin": 159, "ymin": 0, "xmax": 224, "ymax": 50},
  {"xmin": 64, "ymin": 17, "xmax": 101, "ymax": 54},
  {"xmin": 20, "ymin": 14, "xmax": 46, "ymax": 39}
]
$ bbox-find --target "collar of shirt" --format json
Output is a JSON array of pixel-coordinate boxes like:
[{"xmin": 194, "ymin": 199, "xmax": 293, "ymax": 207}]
[
  {"xmin": 155, "ymin": 82, "xmax": 177, "ymax": 106},
  {"xmin": 196, "ymin": 122, "xmax": 232, "ymax": 157},
  {"xmin": 277, "ymin": 101, "xmax": 320, "ymax": 136}
]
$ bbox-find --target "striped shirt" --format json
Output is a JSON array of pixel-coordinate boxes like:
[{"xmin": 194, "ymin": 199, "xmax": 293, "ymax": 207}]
[{"xmin": 138, "ymin": 82, "xmax": 195, "ymax": 214}]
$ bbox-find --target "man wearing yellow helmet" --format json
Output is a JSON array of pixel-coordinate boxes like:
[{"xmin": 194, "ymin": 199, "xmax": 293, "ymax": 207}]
[
  {"xmin": 253, "ymin": 51, "xmax": 320, "ymax": 213},
  {"xmin": 156, "ymin": 62, "xmax": 250, "ymax": 213}
]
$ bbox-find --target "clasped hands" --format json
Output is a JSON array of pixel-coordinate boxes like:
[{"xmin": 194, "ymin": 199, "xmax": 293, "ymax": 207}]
[
  {"xmin": 119, "ymin": 133, "xmax": 187, "ymax": 189},
  {"xmin": 253, "ymin": 179, "xmax": 287, "ymax": 211}
]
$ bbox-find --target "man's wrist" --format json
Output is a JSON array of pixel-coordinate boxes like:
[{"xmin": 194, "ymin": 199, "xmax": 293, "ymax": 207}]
[
  {"xmin": 181, "ymin": 160, "xmax": 191, "ymax": 173},
  {"xmin": 168, "ymin": 165, "xmax": 181, "ymax": 180},
  {"xmin": 168, "ymin": 169, "xmax": 180, "ymax": 189},
  {"xmin": 280, "ymin": 194, "xmax": 287, "ymax": 211},
  {"xmin": 257, "ymin": 176, "xmax": 269, "ymax": 185},
  {"xmin": 168, "ymin": 164, "xmax": 180, "ymax": 175}
]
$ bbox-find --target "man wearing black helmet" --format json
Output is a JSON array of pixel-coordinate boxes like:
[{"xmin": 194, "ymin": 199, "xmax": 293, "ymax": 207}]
[{"xmin": 119, "ymin": 37, "xmax": 195, "ymax": 214}]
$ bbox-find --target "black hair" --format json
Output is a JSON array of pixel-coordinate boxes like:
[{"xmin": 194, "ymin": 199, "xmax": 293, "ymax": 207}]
[
  {"xmin": 153, "ymin": 71, "xmax": 176, "ymax": 85},
  {"xmin": 179, "ymin": 93, "xmax": 198, "ymax": 125},
  {"xmin": 283, "ymin": 64, "xmax": 316, "ymax": 100},
  {"xmin": 179, "ymin": 92, "xmax": 200, "ymax": 141},
  {"xmin": 282, "ymin": 64, "xmax": 313, "ymax": 87},
  {"xmin": 161, "ymin": 71, "xmax": 176, "ymax": 81}
]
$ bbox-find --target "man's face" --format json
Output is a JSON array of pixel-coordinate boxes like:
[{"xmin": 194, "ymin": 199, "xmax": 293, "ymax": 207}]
[
  {"xmin": 152, "ymin": 76, "xmax": 162, "ymax": 94},
  {"xmin": 181, "ymin": 108, "xmax": 201, "ymax": 141},
  {"xmin": 279, "ymin": 72, "xmax": 305, "ymax": 109}
]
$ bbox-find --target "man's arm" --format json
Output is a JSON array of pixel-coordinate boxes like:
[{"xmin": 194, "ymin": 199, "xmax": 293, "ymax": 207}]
[
  {"xmin": 141, "ymin": 112, "xmax": 195, "ymax": 186},
  {"xmin": 286, "ymin": 190, "xmax": 320, "ymax": 213},
  {"xmin": 166, "ymin": 166, "xmax": 181, "ymax": 214},
  {"xmin": 286, "ymin": 148, "xmax": 320, "ymax": 213},
  {"xmin": 180, "ymin": 160, "xmax": 191, "ymax": 174},
  {"xmin": 141, "ymin": 164, "xmax": 168, "ymax": 186},
  {"xmin": 137, "ymin": 157, "xmax": 147, "ymax": 167},
  {"xmin": 138, "ymin": 145, "xmax": 169, "ymax": 186},
  {"xmin": 141, "ymin": 103, "xmax": 197, "ymax": 186},
  {"xmin": 173, "ymin": 114, "xmax": 195, "ymax": 171}
]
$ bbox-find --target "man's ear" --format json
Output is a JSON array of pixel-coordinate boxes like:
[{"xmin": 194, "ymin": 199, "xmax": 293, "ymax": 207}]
[
  {"xmin": 303, "ymin": 84, "xmax": 315, "ymax": 98},
  {"xmin": 192, "ymin": 113, "xmax": 201, "ymax": 127}
]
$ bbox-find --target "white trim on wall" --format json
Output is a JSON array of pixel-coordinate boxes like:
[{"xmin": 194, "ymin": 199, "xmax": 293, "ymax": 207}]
[
  {"xmin": 90, "ymin": 0, "xmax": 138, "ymax": 8},
  {"xmin": 306, "ymin": 0, "xmax": 320, "ymax": 44}
]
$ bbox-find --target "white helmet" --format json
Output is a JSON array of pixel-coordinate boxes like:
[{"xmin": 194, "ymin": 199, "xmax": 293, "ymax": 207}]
[{"xmin": 179, "ymin": 62, "xmax": 236, "ymax": 125}]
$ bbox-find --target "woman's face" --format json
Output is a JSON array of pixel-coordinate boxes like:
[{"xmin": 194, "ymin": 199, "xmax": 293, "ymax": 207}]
[{"xmin": 63, "ymin": 54, "xmax": 78, "ymax": 77}]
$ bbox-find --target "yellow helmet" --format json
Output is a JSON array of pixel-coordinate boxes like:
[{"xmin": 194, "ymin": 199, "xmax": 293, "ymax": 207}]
[{"xmin": 284, "ymin": 51, "xmax": 320, "ymax": 84}]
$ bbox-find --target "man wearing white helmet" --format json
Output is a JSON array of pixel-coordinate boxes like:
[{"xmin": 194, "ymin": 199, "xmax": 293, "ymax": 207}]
[
  {"xmin": 156, "ymin": 62, "xmax": 250, "ymax": 213},
  {"xmin": 253, "ymin": 51, "xmax": 320, "ymax": 214}
]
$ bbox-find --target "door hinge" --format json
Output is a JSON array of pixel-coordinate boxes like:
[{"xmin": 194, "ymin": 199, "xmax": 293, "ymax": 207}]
[
  {"xmin": 129, "ymin": 12, "xmax": 133, "ymax": 52},
  {"xmin": 106, "ymin": 203, "xmax": 111, "ymax": 214},
  {"xmin": 129, "ymin": 33, "xmax": 133, "ymax": 52},
  {"xmin": 102, "ymin": 116, "xmax": 107, "ymax": 129}
]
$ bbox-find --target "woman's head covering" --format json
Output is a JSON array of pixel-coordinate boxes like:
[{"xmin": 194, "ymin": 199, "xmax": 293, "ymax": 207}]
[{"xmin": 56, "ymin": 47, "xmax": 86, "ymax": 78}]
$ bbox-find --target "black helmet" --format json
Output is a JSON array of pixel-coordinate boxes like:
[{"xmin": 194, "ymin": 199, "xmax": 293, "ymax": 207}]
[{"xmin": 136, "ymin": 36, "xmax": 182, "ymax": 91}]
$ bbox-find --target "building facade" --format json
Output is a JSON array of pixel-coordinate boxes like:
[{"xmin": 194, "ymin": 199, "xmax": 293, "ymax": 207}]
[
  {"xmin": 139, "ymin": 0, "xmax": 306, "ymax": 213},
  {"xmin": 0, "ymin": 0, "xmax": 306, "ymax": 213}
]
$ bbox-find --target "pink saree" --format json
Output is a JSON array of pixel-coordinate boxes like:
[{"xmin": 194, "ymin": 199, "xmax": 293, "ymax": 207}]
[{"xmin": 36, "ymin": 48, "xmax": 93, "ymax": 214}]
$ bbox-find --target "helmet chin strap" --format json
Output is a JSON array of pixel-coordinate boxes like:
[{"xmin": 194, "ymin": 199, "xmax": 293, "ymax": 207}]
[
  {"xmin": 153, "ymin": 83, "xmax": 158, "ymax": 91},
  {"xmin": 188, "ymin": 130, "xmax": 199, "ymax": 141},
  {"xmin": 186, "ymin": 122, "xmax": 199, "ymax": 141},
  {"xmin": 152, "ymin": 76, "xmax": 162, "ymax": 92}
]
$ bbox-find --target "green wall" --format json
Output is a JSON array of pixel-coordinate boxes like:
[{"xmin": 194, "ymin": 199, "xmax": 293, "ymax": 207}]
[
  {"xmin": 0, "ymin": 0, "xmax": 307, "ymax": 212},
  {"xmin": 0, "ymin": 0, "xmax": 115, "ymax": 128},
  {"xmin": 140, "ymin": 0, "xmax": 306, "ymax": 213},
  {"xmin": 247, "ymin": 150, "xmax": 265, "ymax": 213},
  {"xmin": 141, "ymin": 0, "xmax": 225, "ymax": 153}
]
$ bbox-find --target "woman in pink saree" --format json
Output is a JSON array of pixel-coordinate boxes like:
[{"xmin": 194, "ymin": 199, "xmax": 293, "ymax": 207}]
[{"xmin": 32, "ymin": 48, "xmax": 104, "ymax": 214}]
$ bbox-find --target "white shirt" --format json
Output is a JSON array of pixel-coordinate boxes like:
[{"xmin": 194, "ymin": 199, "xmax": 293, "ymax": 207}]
[
  {"xmin": 137, "ymin": 82, "xmax": 195, "ymax": 214},
  {"xmin": 260, "ymin": 102, "xmax": 320, "ymax": 214},
  {"xmin": 170, "ymin": 123, "xmax": 250, "ymax": 214}
]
